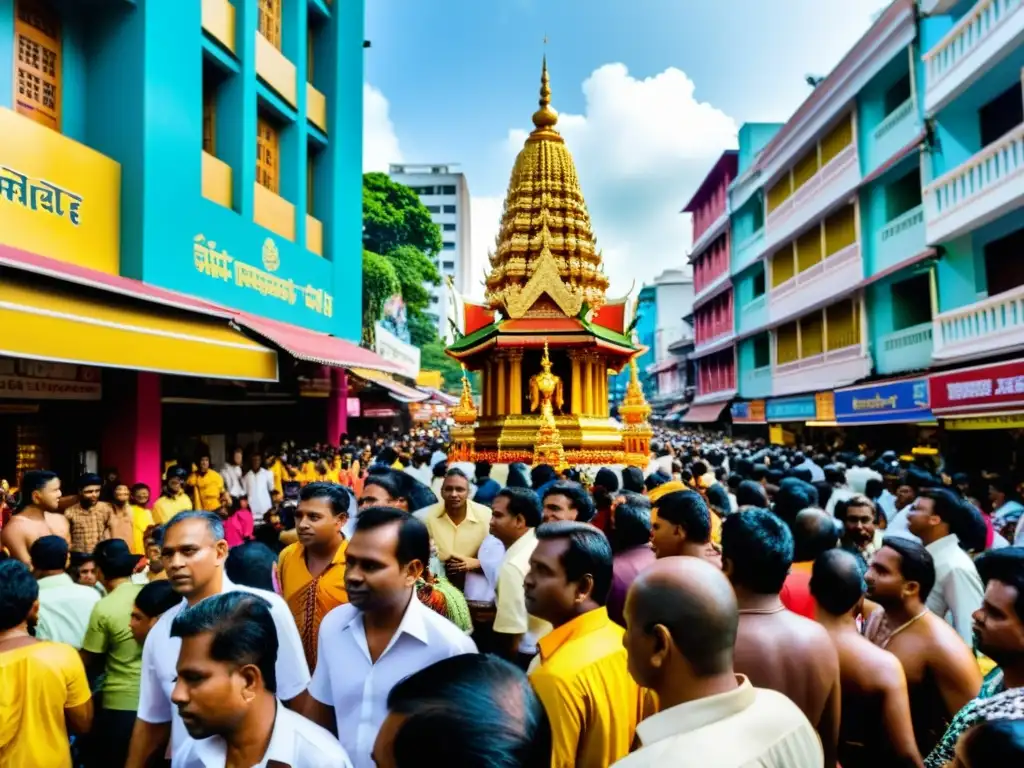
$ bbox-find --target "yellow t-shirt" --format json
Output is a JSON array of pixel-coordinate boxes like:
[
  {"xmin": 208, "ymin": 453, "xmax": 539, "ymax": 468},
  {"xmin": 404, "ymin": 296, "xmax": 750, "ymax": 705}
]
[
  {"xmin": 151, "ymin": 492, "xmax": 192, "ymax": 524},
  {"xmin": 420, "ymin": 501, "xmax": 493, "ymax": 561},
  {"xmin": 130, "ymin": 505, "xmax": 155, "ymax": 555},
  {"xmin": 189, "ymin": 470, "xmax": 225, "ymax": 511},
  {"xmin": 0, "ymin": 641, "xmax": 92, "ymax": 768},
  {"xmin": 270, "ymin": 459, "xmax": 286, "ymax": 495}
]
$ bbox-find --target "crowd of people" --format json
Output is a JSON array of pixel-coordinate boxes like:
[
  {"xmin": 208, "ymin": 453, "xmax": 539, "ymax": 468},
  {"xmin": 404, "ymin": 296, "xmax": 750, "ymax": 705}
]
[{"xmin": 2, "ymin": 424, "xmax": 1024, "ymax": 767}]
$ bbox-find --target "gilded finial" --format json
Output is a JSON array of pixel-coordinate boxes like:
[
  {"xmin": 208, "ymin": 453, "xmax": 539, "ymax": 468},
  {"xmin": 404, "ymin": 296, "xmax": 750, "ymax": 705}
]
[
  {"xmin": 532, "ymin": 55, "xmax": 559, "ymax": 131},
  {"xmin": 541, "ymin": 341, "xmax": 552, "ymax": 372}
]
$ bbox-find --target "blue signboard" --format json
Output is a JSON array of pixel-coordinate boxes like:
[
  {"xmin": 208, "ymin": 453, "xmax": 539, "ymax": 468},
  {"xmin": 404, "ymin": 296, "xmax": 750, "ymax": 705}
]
[
  {"xmin": 766, "ymin": 396, "xmax": 816, "ymax": 422},
  {"xmin": 834, "ymin": 379, "xmax": 932, "ymax": 424},
  {"xmin": 731, "ymin": 402, "xmax": 749, "ymax": 420}
]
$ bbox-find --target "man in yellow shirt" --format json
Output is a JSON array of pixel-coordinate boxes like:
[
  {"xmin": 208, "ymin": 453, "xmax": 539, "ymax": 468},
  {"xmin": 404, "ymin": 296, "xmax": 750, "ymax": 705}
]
[
  {"xmin": 188, "ymin": 453, "xmax": 225, "ymax": 512},
  {"xmin": 525, "ymin": 521, "xmax": 647, "ymax": 768},
  {"xmin": 416, "ymin": 469, "xmax": 491, "ymax": 592},
  {"xmin": 151, "ymin": 469, "xmax": 193, "ymax": 525},
  {"xmin": 128, "ymin": 483, "xmax": 155, "ymax": 556}
]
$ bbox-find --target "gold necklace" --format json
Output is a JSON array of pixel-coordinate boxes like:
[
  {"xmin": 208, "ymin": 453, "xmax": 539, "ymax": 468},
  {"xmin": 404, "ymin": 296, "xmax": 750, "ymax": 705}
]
[
  {"xmin": 880, "ymin": 610, "xmax": 928, "ymax": 649},
  {"xmin": 738, "ymin": 605, "xmax": 787, "ymax": 615}
]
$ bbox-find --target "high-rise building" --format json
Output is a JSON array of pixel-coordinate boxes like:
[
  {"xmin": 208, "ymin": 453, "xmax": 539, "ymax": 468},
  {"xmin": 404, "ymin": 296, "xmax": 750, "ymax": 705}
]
[{"xmin": 389, "ymin": 164, "xmax": 472, "ymax": 340}]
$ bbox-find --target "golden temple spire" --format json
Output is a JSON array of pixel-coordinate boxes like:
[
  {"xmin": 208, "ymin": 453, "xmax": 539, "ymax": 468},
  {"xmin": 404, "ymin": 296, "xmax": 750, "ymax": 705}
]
[
  {"xmin": 453, "ymin": 366, "xmax": 478, "ymax": 426},
  {"xmin": 532, "ymin": 56, "xmax": 559, "ymax": 133}
]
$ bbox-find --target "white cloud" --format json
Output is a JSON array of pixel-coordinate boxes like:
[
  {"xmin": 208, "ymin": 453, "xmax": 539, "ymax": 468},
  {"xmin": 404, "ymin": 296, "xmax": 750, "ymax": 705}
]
[
  {"xmin": 470, "ymin": 64, "xmax": 738, "ymax": 296},
  {"xmin": 363, "ymin": 83, "xmax": 402, "ymax": 172}
]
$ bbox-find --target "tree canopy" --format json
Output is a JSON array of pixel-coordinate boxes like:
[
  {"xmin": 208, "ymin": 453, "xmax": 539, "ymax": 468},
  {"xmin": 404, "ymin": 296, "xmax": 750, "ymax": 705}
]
[{"xmin": 420, "ymin": 338, "xmax": 478, "ymax": 393}]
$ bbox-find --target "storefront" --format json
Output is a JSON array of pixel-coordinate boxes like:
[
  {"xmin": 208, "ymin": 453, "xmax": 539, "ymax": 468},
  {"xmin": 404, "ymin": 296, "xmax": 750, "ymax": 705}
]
[
  {"xmin": 765, "ymin": 395, "xmax": 817, "ymax": 445},
  {"xmin": 833, "ymin": 377, "xmax": 937, "ymax": 454},
  {"xmin": 730, "ymin": 400, "xmax": 766, "ymax": 437}
]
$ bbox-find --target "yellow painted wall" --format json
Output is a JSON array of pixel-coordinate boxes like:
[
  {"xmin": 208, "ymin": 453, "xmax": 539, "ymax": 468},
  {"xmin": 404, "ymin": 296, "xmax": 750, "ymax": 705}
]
[
  {"xmin": 306, "ymin": 83, "xmax": 327, "ymax": 132},
  {"xmin": 824, "ymin": 204, "xmax": 857, "ymax": 256},
  {"xmin": 201, "ymin": 0, "xmax": 236, "ymax": 54},
  {"xmin": 202, "ymin": 151, "xmax": 233, "ymax": 209},
  {"xmin": 776, "ymin": 322, "xmax": 799, "ymax": 364},
  {"xmin": 255, "ymin": 32, "xmax": 297, "ymax": 106},
  {"xmin": 254, "ymin": 183, "xmax": 296, "ymax": 241}
]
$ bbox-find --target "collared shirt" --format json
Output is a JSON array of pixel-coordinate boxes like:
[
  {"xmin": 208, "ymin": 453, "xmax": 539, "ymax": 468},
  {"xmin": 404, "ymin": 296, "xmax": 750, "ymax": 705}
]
[
  {"xmin": 464, "ymin": 533, "xmax": 505, "ymax": 603},
  {"xmin": 219, "ymin": 463, "xmax": 245, "ymax": 498},
  {"xmin": 129, "ymin": 505, "xmax": 155, "ymax": 555},
  {"xmin": 417, "ymin": 500, "xmax": 492, "ymax": 561},
  {"xmin": 607, "ymin": 545, "xmax": 656, "ymax": 627},
  {"xmin": 137, "ymin": 578, "xmax": 310, "ymax": 753},
  {"xmin": 612, "ymin": 676, "xmax": 823, "ymax": 767},
  {"xmin": 925, "ymin": 533, "xmax": 984, "ymax": 646},
  {"xmin": 171, "ymin": 701, "xmax": 353, "ymax": 768},
  {"xmin": 530, "ymin": 607, "xmax": 647, "ymax": 768},
  {"xmin": 309, "ymin": 591, "xmax": 478, "ymax": 768},
  {"xmin": 243, "ymin": 468, "xmax": 275, "ymax": 518},
  {"xmin": 36, "ymin": 573, "xmax": 102, "ymax": 648},
  {"xmin": 152, "ymin": 492, "xmax": 192, "ymax": 525},
  {"xmin": 188, "ymin": 470, "xmax": 225, "ymax": 512},
  {"xmin": 65, "ymin": 502, "xmax": 113, "ymax": 553},
  {"xmin": 493, "ymin": 529, "xmax": 552, "ymax": 653},
  {"xmin": 81, "ymin": 581, "xmax": 144, "ymax": 711},
  {"xmin": 279, "ymin": 539, "xmax": 349, "ymax": 670}
]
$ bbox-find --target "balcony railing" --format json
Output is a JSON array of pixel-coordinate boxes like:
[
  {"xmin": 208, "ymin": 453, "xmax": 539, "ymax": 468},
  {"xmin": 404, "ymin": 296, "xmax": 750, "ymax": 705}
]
[
  {"xmin": 872, "ymin": 204, "xmax": 926, "ymax": 275},
  {"xmin": 732, "ymin": 228, "xmax": 765, "ymax": 274},
  {"xmin": 876, "ymin": 322, "xmax": 934, "ymax": 374},
  {"xmin": 772, "ymin": 242, "xmax": 861, "ymax": 302},
  {"xmin": 933, "ymin": 283, "xmax": 1024, "ymax": 360},
  {"xmin": 773, "ymin": 343, "xmax": 871, "ymax": 396},
  {"xmin": 923, "ymin": 122, "xmax": 1024, "ymax": 242},
  {"xmin": 865, "ymin": 98, "xmax": 921, "ymax": 176},
  {"xmin": 738, "ymin": 294, "xmax": 768, "ymax": 333},
  {"xmin": 766, "ymin": 143, "xmax": 858, "ymax": 233},
  {"xmin": 923, "ymin": 0, "xmax": 1022, "ymax": 111}
]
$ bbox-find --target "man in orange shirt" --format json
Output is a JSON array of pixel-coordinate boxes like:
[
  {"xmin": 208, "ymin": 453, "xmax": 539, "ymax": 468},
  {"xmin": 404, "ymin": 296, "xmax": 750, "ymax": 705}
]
[{"xmin": 278, "ymin": 482, "xmax": 351, "ymax": 669}]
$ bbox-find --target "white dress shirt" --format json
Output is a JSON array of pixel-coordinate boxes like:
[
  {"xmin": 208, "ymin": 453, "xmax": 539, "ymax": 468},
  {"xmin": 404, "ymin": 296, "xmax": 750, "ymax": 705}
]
[
  {"xmin": 884, "ymin": 504, "xmax": 921, "ymax": 543},
  {"xmin": 219, "ymin": 463, "xmax": 245, "ymax": 498},
  {"xmin": 172, "ymin": 702, "xmax": 352, "ymax": 768},
  {"xmin": 137, "ymin": 578, "xmax": 311, "ymax": 754},
  {"xmin": 242, "ymin": 468, "xmax": 275, "ymax": 518},
  {"xmin": 464, "ymin": 534, "xmax": 505, "ymax": 603},
  {"xmin": 925, "ymin": 533, "xmax": 985, "ymax": 647},
  {"xmin": 612, "ymin": 676, "xmax": 822, "ymax": 767},
  {"xmin": 309, "ymin": 592, "xmax": 478, "ymax": 768}
]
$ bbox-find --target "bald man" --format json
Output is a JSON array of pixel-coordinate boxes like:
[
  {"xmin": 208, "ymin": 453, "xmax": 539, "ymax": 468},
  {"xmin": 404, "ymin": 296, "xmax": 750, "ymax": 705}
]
[
  {"xmin": 721, "ymin": 510, "xmax": 841, "ymax": 768},
  {"xmin": 782, "ymin": 507, "xmax": 841, "ymax": 619},
  {"xmin": 615, "ymin": 557, "xmax": 821, "ymax": 767},
  {"xmin": 811, "ymin": 549, "xmax": 923, "ymax": 768}
]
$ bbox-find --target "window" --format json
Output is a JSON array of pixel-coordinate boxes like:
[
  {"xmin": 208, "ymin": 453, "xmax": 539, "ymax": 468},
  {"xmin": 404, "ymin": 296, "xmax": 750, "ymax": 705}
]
[
  {"xmin": 307, "ymin": 24, "xmax": 315, "ymax": 83},
  {"xmin": 430, "ymin": 295, "xmax": 440, "ymax": 305},
  {"xmin": 800, "ymin": 313, "xmax": 824, "ymax": 357},
  {"xmin": 753, "ymin": 333, "xmax": 771, "ymax": 368},
  {"xmin": 825, "ymin": 300, "xmax": 859, "ymax": 350},
  {"xmin": 771, "ymin": 247, "xmax": 795, "ymax": 288},
  {"xmin": 885, "ymin": 170, "xmax": 922, "ymax": 220},
  {"xmin": 823, "ymin": 205, "xmax": 856, "ymax": 257},
  {"xmin": 256, "ymin": 118, "xmax": 280, "ymax": 194},
  {"xmin": 441, "ymin": 185, "xmax": 456, "ymax": 194},
  {"xmin": 884, "ymin": 74, "xmax": 911, "ymax": 115},
  {"xmin": 752, "ymin": 269, "xmax": 766, "ymax": 298},
  {"xmin": 442, "ymin": 242, "xmax": 455, "ymax": 250},
  {"xmin": 443, "ymin": 223, "xmax": 456, "ymax": 231},
  {"xmin": 203, "ymin": 88, "xmax": 215, "ymax": 155},
  {"xmin": 442, "ymin": 261, "xmax": 455, "ymax": 271},
  {"xmin": 413, "ymin": 185, "xmax": 435, "ymax": 195},
  {"xmin": 776, "ymin": 322, "xmax": 799, "ymax": 365},
  {"xmin": 14, "ymin": 0, "xmax": 61, "ymax": 132},
  {"xmin": 820, "ymin": 114, "xmax": 853, "ymax": 167},
  {"xmin": 307, "ymin": 149, "xmax": 317, "ymax": 215},
  {"xmin": 766, "ymin": 175, "xmax": 792, "ymax": 214},
  {"xmin": 796, "ymin": 227, "xmax": 822, "ymax": 272},
  {"xmin": 984, "ymin": 226, "xmax": 1024, "ymax": 297},
  {"xmin": 891, "ymin": 274, "xmax": 932, "ymax": 330},
  {"xmin": 792, "ymin": 147, "xmax": 819, "ymax": 191},
  {"xmin": 426, "ymin": 205, "xmax": 440, "ymax": 213},
  {"xmin": 443, "ymin": 205, "xmax": 456, "ymax": 214},
  {"xmin": 258, "ymin": 0, "xmax": 282, "ymax": 50},
  {"xmin": 980, "ymin": 84, "xmax": 1024, "ymax": 147}
]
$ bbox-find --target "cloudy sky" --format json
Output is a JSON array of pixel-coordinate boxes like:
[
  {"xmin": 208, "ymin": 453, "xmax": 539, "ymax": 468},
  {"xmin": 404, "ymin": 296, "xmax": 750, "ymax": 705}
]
[{"xmin": 363, "ymin": 0, "xmax": 888, "ymax": 299}]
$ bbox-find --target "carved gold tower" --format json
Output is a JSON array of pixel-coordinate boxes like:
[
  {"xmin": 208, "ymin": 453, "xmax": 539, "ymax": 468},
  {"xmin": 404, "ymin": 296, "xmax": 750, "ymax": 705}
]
[{"xmin": 445, "ymin": 57, "xmax": 649, "ymax": 467}]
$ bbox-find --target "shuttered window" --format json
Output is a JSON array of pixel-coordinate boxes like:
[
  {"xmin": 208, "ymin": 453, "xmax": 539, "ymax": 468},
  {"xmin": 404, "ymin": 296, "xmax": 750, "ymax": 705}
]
[
  {"xmin": 14, "ymin": 0, "xmax": 60, "ymax": 132},
  {"xmin": 258, "ymin": 0, "xmax": 282, "ymax": 49},
  {"xmin": 256, "ymin": 118, "xmax": 280, "ymax": 194},
  {"xmin": 824, "ymin": 204, "xmax": 857, "ymax": 257},
  {"xmin": 792, "ymin": 147, "xmax": 819, "ymax": 192},
  {"xmin": 800, "ymin": 313, "xmax": 824, "ymax": 357},
  {"xmin": 820, "ymin": 113, "xmax": 854, "ymax": 167},
  {"xmin": 826, "ymin": 300, "xmax": 860, "ymax": 350},
  {"xmin": 771, "ymin": 247, "xmax": 795, "ymax": 288},
  {"xmin": 766, "ymin": 174, "xmax": 792, "ymax": 214},
  {"xmin": 795, "ymin": 227, "xmax": 822, "ymax": 274},
  {"xmin": 776, "ymin": 322, "xmax": 800, "ymax": 365},
  {"xmin": 307, "ymin": 153, "xmax": 315, "ymax": 214}
]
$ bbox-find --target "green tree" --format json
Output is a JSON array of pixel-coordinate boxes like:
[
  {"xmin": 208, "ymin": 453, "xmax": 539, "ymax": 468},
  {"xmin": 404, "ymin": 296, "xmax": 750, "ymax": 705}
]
[
  {"xmin": 420, "ymin": 339, "xmax": 478, "ymax": 393},
  {"xmin": 361, "ymin": 250, "xmax": 399, "ymax": 347}
]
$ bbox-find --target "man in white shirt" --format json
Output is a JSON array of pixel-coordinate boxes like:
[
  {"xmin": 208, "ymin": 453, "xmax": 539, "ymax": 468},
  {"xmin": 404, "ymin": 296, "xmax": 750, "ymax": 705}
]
[
  {"xmin": 907, "ymin": 487, "xmax": 985, "ymax": 646},
  {"xmin": 305, "ymin": 506, "xmax": 477, "ymax": 768},
  {"xmin": 125, "ymin": 511, "xmax": 310, "ymax": 768},
  {"xmin": 169, "ymin": 591, "xmax": 351, "ymax": 768},
  {"xmin": 219, "ymin": 447, "xmax": 245, "ymax": 499},
  {"xmin": 488, "ymin": 488, "xmax": 551, "ymax": 667},
  {"xmin": 242, "ymin": 452, "xmax": 275, "ymax": 519},
  {"xmin": 615, "ymin": 556, "xmax": 822, "ymax": 767}
]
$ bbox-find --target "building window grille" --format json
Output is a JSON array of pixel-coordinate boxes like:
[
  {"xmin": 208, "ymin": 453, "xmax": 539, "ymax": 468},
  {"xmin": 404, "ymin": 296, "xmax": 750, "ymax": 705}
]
[
  {"xmin": 258, "ymin": 0, "xmax": 282, "ymax": 49},
  {"xmin": 256, "ymin": 118, "xmax": 280, "ymax": 194},
  {"xmin": 14, "ymin": 0, "xmax": 60, "ymax": 131}
]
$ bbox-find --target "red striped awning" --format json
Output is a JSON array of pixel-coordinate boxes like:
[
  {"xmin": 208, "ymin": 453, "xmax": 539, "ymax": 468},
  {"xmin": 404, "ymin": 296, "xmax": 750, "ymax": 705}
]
[{"xmin": 682, "ymin": 402, "xmax": 729, "ymax": 424}]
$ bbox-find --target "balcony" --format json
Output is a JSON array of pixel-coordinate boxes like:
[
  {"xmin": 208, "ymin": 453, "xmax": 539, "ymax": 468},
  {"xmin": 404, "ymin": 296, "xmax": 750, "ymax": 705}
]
[
  {"xmin": 739, "ymin": 365, "xmax": 772, "ymax": 399},
  {"xmin": 307, "ymin": 83, "xmax": 327, "ymax": 132},
  {"xmin": 202, "ymin": 0, "xmax": 236, "ymax": 54},
  {"xmin": 306, "ymin": 214, "xmax": 323, "ymax": 256},
  {"xmin": 738, "ymin": 294, "xmax": 768, "ymax": 334},
  {"xmin": 876, "ymin": 323, "xmax": 934, "ymax": 374},
  {"xmin": 924, "ymin": 122, "xmax": 1024, "ymax": 244},
  {"xmin": 770, "ymin": 243, "xmax": 863, "ymax": 324},
  {"xmin": 864, "ymin": 98, "xmax": 923, "ymax": 176},
  {"xmin": 201, "ymin": 152, "xmax": 233, "ymax": 209},
  {"xmin": 923, "ymin": 0, "xmax": 1024, "ymax": 115},
  {"xmin": 872, "ymin": 204, "xmax": 926, "ymax": 275},
  {"xmin": 691, "ymin": 210, "xmax": 729, "ymax": 258},
  {"xmin": 694, "ymin": 269, "xmax": 730, "ymax": 306},
  {"xmin": 773, "ymin": 344, "xmax": 872, "ymax": 396},
  {"xmin": 932, "ymin": 283, "xmax": 1024, "ymax": 361},
  {"xmin": 921, "ymin": 0, "xmax": 965, "ymax": 14},
  {"xmin": 764, "ymin": 143, "xmax": 860, "ymax": 254},
  {"xmin": 732, "ymin": 228, "xmax": 765, "ymax": 275},
  {"xmin": 254, "ymin": 183, "xmax": 295, "ymax": 241},
  {"xmin": 255, "ymin": 32, "xmax": 297, "ymax": 106}
]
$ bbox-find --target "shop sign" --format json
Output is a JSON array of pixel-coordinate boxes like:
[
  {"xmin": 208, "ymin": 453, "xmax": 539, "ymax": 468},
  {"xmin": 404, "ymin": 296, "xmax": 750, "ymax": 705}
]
[
  {"xmin": 731, "ymin": 400, "xmax": 766, "ymax": 423},
  {"xmin": 374, "ymin": 323, "xmax": 421, "ymax": 379},
  {"xmin": 765, "ymin": 395, "xmax": 816, "ymax": 422},
  {"xmin": 193, "ymin": 234, "xmax": 334, "ymax": 319},
  {"xmin": 946, "ymin": 414, "xmax": 1024, "ymax": 431},
  {"xmin": 346, "ymin": 397, "xmax": 361, "ymax": 417},
  {"xmin": 815, "ymin": 392, "xmax": 836, "ymax": 421},
  {"xmin": 363, "ymin": 406, "xmax": 399, "ymax": 418},
  {"xmin": 0, "ymin": 356, "xmax": 101, "ymax": 400},
  {"xmin": 929, "ymin": 359, "xmax": 1024, "ymax": 415},
  {"xmin": 834, "ymin": 379, "xmax": 931, "ymax": 424},
  {"xmin": 0, "ymin": 107, "xmax": 121, "ymax": 275}
]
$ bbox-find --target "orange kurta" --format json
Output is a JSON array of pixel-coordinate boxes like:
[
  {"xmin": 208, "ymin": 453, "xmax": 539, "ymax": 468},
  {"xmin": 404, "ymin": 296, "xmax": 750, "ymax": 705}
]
[{"xmin": 278, "ymin": 539, "xmax": 348, "ymax": 669}]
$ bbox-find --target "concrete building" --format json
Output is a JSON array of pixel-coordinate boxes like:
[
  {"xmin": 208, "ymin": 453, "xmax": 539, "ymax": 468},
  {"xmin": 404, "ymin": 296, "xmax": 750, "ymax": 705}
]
[{"xmin": 388, "ymin": 163, "xmax": 472, "ymax": 339}]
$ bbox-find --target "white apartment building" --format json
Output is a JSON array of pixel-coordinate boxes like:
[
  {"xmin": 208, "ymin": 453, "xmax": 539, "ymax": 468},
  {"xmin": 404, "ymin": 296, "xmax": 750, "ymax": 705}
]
[{"xmin": 388, "ymin": 164, "xmax": 472, "ymax": 340}]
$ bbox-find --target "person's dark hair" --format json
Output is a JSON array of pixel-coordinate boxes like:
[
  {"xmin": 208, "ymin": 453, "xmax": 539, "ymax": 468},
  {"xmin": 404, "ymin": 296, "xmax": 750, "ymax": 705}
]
[
  {"xmin": 621, "ymin": 466, "xmax": 644, "ymax": 494},
  {"xmin": 721, "ymin": 509, "xmax": 794, "ymax": 594},
  {"xmin": 0, "ymin": 559, "xmax": 39, "ymax": 631},
  {"xmin": 773, "ymin": 478, "xmax": 819, "ymax": 525},
  {"xmin": 792, "ymin": 507, "xmax": 841, "ymax": 563},
  {"xmin": 542, "ymin": 481, "xmax": 595, "ymax": 523},
  {"xmin": 655, "ymin": 491, "xmax": 712, "ymax": 544},
  {"xmin": 592, "ymin": 468, "xmax": 620, "ymax": 512},
  {"xmin": 616, "ymin": 490, "xmax": 651, "ymax": 509},
  {"xmin": 882, "ymin": 537, "xmax": 937, "ymax": 600},
  {"xmin": 726, "ymin": 472, "xmax": 743, "ymax": 492},
  {"xmin": 751, "ymin": 464, "xmax": 768, "ymax": 482},
  {"xmin": 77, "ymin": 472, "xmax": 103, "ymax": 491},
  {"xmin": 838, "ymin": 494, "xmax": 879, "ymax": 523},
  {"xmin": 171, "ymin": 592, "xmax": 279, "ymax": 693},
  {"xmin": 93, "ymin": 539, "xmax": 138, "ymax": 580},
  {"xmin": 506, "ymin": 463, "xmax": 531, "ymax": 489},
  {"xmin": 474, "ymin": 460, "xmax": 492, "ymax": 479},
  {"xmin": 130, "ymin": 482, "xmax": 151, "ymax": 496},
  {"xmin": 644, "ymin": 471, "xmax": 671, "ymax": 493},
  {"xmin": 791, "ymin": 466, "xmax": 813, "ymax": 484},
  {"xmin": 299, "ymin": 482, "xmax": 352, "ymax": 516},
  {"xmin": 811, "ymin": 549, "xmax": 867, "ymax": 615},
  {"xmin": 495, "ymin": 488, "xmax": 542, "ymax": 529},
  {"xmin": 376, "ymin": 446, "xmax": 399, "ymax": 467},
  {"xmin": 987, "ymin": 475, "xmax": 1016, "ymax": 498},
  {"xmin": 735, "ymin": 480, "xmax": 768, "ymax": 509},
  {"xmin": 432, "ymin": 460, "xmax": 448, "ymax": 479},
  {"xmin": 16, "ymin": 469, "xmax": 59, "ymax": 510},
  {"xmin": 813, "ymin": 481, "xmax": 834, "ymax": 512},
  {"xmin": 530, "ymin": 464, "xmax": 558, "ymax": 491},
  {"xmin": 165, "ymin": 510, "xmax": 226, "ymax": 542},
  {"xmin": 354, "ymin": 506, "xmax": 430, "ymax": 567},
  {"xmin": 134, "ymin": 580, "xmax": 181, "ymax": 619},
  {"xmin": 918, "ymin": 487, "xmax": 967, "ymax": 528},
  {"xmin": 363, "ymin": 471, "xmax": 407, "ymax": 502},
  {"xmin": 225, "ymin": 542, "xmax": 279, "ymax": 592},
  {"xmin": 959, "ymin": 719, "xmax": 1024, "ymax": 765},
  {"xmin": 29, "ymin": 534, "xmax": 68, "ymax": 571},
  {"xmin": 385, "ymin": 654, "xmax": 552, "ymax": 768},
  {"xmin": 535, "ymin": 521, "xmax": 613, "ymax": 605},
  {"xmin": 975, "ymin": 547, "xmax": 1024, "ymax": 622},
  {"xmin": 166, "ymin": 465, "xmax": 189, "ymax": 482},
  {"xmin": 704, "ymin": 483, "xmax": 731, "ymax": 516},
  {"xmin": 864, "ymin": 478, "xmax": 884, "ymax": 501},
  {"xmin": 145, "ymin": 524, "xmax": 165, "ymax": 548},
  {"xmin": 612, "ymin": 502, "xmax": 653, "ymax": 550}
]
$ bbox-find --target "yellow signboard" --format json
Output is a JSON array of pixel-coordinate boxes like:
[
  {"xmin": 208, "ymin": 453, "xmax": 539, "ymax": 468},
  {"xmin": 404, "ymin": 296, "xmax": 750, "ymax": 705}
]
[
  {"xmin": 0, "ymin": 108, "xmax": 121, "ymax": 274},
  {"xmin": 945, "ymin": 414, "xmax": 1024, "ymax": 431}
]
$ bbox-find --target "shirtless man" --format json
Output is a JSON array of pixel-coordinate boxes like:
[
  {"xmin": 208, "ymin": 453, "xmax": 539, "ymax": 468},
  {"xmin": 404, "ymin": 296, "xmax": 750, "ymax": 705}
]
[
  {"xmin": 0, "ymin": 470, "xmax": 70, "ymax": 564},
  {"xmin": 811, "ymin": 548, "xmax": 923, "ymax": 767},
  {"xmin": 863, "ymin": 538, "xmax": 981, "ymax": 757},
  {"xmin": 721, "ymin": 509, "xmax": 841, "ymax": 768}
]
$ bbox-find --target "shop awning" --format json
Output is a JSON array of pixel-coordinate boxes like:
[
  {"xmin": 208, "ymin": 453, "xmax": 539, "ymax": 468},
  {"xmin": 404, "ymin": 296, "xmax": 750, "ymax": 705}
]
[
  {"xmin": 682, "ymin": 402, "xmax": 729, "ymax": 424},
  {"xmin": 350, "ymin": 368, "xmax": 429, "ymax": 403},
  {"xmin": 420, "ymin": 387, "xmax": 459, "ymax": 406},
  {"xmin": 235, "ymin": 314, "xmax": 405, "ymax": 375},
  {"xmin": 0, "ymin": 275, "xmax": 279, "ymax": 382}
]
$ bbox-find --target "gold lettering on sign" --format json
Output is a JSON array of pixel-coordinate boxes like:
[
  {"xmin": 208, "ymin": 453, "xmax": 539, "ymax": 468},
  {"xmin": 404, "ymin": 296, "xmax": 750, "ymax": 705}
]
[{"xmin": 1, "ymin": 166, "xmax": 83, "ymax": 226}]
